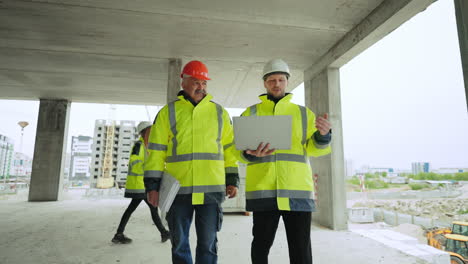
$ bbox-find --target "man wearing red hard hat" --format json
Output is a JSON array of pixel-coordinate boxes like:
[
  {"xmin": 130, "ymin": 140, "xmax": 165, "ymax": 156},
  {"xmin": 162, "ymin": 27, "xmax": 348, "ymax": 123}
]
[{"xmin": 145, "ymin": 60, "xmax": 239, "ymax": 264}]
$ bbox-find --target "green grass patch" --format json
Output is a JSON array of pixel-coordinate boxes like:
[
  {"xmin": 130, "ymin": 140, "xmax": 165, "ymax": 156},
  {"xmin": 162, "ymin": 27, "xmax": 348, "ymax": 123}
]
[
  {"xmin": 458, "ymin": 209, "xmax": 468, "ymax": 215},
  {"xmin": 347, "ymin": 177, "xmax": 360, "ymax": 185},
  {"xmin": 408, "ymin": 183, "xmax": 431, "ymax": 190},
  {"xmin": 365, "ymin": 180, "xmax": 389, "ymax": 189}
]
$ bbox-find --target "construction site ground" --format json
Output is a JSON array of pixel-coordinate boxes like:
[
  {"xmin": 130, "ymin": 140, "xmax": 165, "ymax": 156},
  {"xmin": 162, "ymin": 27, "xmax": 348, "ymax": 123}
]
[
  {"xmin": 348, "ymin": 183, "xmax": 468, "ymax": 223},
  {"xmin": 0, "ymin": 189, "xmax": 429, "ymax": 264}
]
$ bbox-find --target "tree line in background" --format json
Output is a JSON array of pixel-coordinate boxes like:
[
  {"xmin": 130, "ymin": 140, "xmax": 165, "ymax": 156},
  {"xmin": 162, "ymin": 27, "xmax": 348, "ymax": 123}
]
[
  {"xmin": 408, "ymin": 172, "xmax": 468, "ymax": 181},
  {"xmin": 346, "ymin": 172, "xmax": 468, "ymax": 191}
]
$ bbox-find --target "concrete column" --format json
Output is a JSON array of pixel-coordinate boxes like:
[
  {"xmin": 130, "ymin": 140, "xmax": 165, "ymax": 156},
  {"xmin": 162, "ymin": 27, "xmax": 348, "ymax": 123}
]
[
  {"xmin": 454, "ymin": 0, "xmax": 468, "ymax": 111},
  {"xmin": 304, "ymin": 68, "xmax": 347, "ymax": 230},
  {"xmin": 29, "ymin": 99, "xmax": 70, "ymax": 201},
  {"xmin": 167, "ymin": 58, "xmax": 182, "ymax": 103}
]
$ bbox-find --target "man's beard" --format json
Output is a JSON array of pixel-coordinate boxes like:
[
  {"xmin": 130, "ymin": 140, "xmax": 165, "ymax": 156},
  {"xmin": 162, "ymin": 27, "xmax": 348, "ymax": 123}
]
[{"xmin": 195, "ymin": 89, "xmax": 207, "ymax": 95}]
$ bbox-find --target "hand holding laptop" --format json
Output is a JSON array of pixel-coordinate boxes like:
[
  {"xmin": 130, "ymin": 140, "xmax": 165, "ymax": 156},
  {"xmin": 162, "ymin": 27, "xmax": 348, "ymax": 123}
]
[
  {"xmin": 245, "ymin": 142, "xmax": 275, "ymax": 157},
  {"xmin": 226, "ymin": 185, "xmax": 238, "ymax": 198}
]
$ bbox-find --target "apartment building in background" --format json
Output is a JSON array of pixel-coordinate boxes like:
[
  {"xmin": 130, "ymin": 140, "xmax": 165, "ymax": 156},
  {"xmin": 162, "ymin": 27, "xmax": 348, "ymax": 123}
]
[
  {"xmin": 411, "ymin": 162, "xmax": 431, "ymax": 175},
  {"xmin": 0, "ymin": 134, "xmax": 14, "ymax": 180},
  {"xmin": 70, "ymin": 136, "xmax": 93, "ymax": 182},
  {"xmin": 10, "ymin": 152, "xmax": 32, "ymax": 177},
  {"xmin": 90, "ymin": 120, "xmax": 139, "ymax": 188}
]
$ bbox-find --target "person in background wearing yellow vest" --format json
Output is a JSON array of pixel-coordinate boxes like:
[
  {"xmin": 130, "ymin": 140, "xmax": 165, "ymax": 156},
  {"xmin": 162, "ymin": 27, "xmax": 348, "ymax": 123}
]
[
  {"xmin": 145, "ymin": 60, "xmax": 239, "ymax": 264},
  {"xmin": 112, "ymin": 121, "xmax": 170, "ymax": 244},
  {"xmin": 238, "ymin": 59, "xmax": 332, "ymax": 264}
]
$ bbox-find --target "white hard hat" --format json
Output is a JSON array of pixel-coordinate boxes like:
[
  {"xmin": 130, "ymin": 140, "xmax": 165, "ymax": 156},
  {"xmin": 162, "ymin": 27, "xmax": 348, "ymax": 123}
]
[
  {"xmin": 137, "ymin": 121, "xmax": 152, "ymax": 133},
  {"xmin": 262, "ymin": 59, "xmax": 290, "ymax": 80}
]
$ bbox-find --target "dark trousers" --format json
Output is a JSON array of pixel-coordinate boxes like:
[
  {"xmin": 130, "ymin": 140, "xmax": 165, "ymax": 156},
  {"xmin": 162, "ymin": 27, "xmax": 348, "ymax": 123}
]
[
  {"xmin": 116, "ymin": 198, "xmax": 167, "ymax": 235},
  {"xmin": 251, "ymin": 210, "xmax": 312, "ymax": 264}
]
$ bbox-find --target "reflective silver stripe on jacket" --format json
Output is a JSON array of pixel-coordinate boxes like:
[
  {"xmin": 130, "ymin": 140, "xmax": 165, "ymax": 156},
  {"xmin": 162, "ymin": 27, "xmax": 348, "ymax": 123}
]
[
  {"xmin": 225, "ymin": 167, "xmax": 238, "ymax": 174},
  {"xmin": 130, "ymin": 160, "xmax": 142, "ymax": 166},
  {"xmin": 246, "ymin": 189, "xmax": 313, "ymax": 199},
  {"xmin": 299, "ymin": 105, "xmax": 307, "ymax": 145},
  {"xmin": 127, "ymin": 172, "xmax": 143, "ymax": 176},
  {"xmin": 214, "ymin": 103, "xmax": 223, "ymax": 154},
  {"xmin": 148, "ymin": 143, "xmax": 167, "ymax": 151},
  {"xmin": 166, "ymin": 153, "xmax": 224, "ymax": 163},
  {"xmin": 178, "ymin": 184, "xmax": 226, "ymax": 194},
  {"xmin": 168, "ymin": 102, "xmax": 178, "ymax": 157},
  {"xmin": 247, "ymin": 153, "xmax": 307, "ymax": 165},
  {"xmin": 223, "ymin": 142, "xmax": 233, "ymax": 150},
  {"xmin": 125, "ymin": 189, "xmax": 146, "ymax": 193},
  {"xmin": 249, "ymin": 105, "xmax": 257, "ymax": 116},
  {"xmin": 144, "ymin": 170, "xmax": 163, "ymax": 178}
]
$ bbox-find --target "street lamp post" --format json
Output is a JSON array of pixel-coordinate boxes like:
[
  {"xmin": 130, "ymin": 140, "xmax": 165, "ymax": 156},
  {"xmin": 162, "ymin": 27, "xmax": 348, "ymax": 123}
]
[{"xmin": 16, "ymin": 121, "xmax": 29, "ymax": 191}]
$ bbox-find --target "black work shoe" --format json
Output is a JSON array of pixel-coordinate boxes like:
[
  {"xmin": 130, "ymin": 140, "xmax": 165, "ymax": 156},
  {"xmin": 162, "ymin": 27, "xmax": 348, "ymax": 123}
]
[
  {"xmin": 161, "ymin": 231, "xmax": 170, "ymax": 243},
  {"xmin": 112, "ymin": 233, "xmax": 132, "ymax": 244}
]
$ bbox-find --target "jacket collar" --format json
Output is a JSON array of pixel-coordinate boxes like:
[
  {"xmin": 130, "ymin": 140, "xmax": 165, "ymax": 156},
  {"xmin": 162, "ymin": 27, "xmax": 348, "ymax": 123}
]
[
  {"xmin": 258, "ymin": 93, "xmax": 293, "ymax": 104},
  {"xmin": 177, "ymin": 90, "xmax": 213, "ymax": 106}
]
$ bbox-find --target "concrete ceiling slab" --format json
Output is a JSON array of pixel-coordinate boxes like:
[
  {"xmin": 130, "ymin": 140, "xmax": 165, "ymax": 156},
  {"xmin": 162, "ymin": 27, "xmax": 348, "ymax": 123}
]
[{"xmin": 0, "ymin": 0, "xmax": 434, "ymax": 107}]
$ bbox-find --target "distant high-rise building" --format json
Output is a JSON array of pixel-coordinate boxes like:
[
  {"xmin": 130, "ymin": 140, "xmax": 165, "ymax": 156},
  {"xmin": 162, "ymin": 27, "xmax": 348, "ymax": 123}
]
[
  {"xmin": 70, "ymin": 136, "xmax": 93, "ymax": 181},
  {"xmin": 411, "ymin": 162, "xmax": 430, "ymax": 175},
  {"xmin": 10, "ymin": 152, "xmax": 32, "ymax": 177},
  {"xmin": 90, "ymin": 120, "xmax": 139, "ymax": 188},
  {"xmin": 0, "ymin": 134, "xmax": 14, "ymax": 180}
]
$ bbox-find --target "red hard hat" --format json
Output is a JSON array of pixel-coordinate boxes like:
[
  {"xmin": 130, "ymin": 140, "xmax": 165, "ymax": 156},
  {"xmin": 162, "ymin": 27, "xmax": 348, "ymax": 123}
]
[{"xmin": 180, "ymin": 60, "xmax": 211, "ymax": 80}]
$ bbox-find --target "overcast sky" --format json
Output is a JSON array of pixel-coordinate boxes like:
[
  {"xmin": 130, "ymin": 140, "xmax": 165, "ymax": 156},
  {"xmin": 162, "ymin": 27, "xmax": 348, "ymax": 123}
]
[{"xmin": 0, "ymin": 0, "xmax": 466, "ymax": 171}]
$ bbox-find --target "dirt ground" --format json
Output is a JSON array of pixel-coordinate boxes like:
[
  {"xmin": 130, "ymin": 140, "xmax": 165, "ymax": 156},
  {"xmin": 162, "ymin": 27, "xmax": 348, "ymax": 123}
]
[
  {"xmin": 352, "ymin": 198, "xmax": 468, "ymax": 223},
  {"xmin": 350, "ymin": 184, "xmax": 468, "ymax": 223}
]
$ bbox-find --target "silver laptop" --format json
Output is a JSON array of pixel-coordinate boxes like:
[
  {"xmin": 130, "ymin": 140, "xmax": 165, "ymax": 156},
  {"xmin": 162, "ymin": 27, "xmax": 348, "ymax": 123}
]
[{"xmin": 233, "ymin": 115, "xmax": 292, "ymax": 150}]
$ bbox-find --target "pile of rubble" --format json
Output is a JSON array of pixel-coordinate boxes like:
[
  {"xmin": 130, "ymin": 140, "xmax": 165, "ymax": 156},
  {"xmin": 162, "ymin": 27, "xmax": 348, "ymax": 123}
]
[{"xmin": 353, "ymin": 198, "xmax": 468, "ymax": 222}]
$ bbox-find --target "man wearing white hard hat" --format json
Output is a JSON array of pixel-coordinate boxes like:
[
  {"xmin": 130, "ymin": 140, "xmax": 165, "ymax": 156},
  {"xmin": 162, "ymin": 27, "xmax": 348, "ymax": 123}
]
[
  {"xmin": 238, "ymin": 59, "xmax": 332, "ymax": 264},
  {"xmin": 111, "ymin": 121, "xmax": 170, "ymax": 244}
]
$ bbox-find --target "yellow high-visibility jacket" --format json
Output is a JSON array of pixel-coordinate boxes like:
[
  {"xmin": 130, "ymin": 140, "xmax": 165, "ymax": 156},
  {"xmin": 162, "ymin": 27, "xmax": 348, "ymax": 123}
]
[
  {"xmin": 144, "ymin": 93, "xmax": 239, "ymax": 205},
  {"xmin": 124, "ymin": 137, "xmax": 146, "ymax": 199},
  {"xmin": 239, "ymin": 94, "xmax": 331, "ymax": 212}
]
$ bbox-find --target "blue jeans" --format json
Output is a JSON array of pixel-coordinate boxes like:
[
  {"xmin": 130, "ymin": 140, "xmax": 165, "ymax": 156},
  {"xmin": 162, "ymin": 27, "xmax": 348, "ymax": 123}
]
[{"xmin": 166, "ymin": 200, "xmax": 222, "ymax": 264}]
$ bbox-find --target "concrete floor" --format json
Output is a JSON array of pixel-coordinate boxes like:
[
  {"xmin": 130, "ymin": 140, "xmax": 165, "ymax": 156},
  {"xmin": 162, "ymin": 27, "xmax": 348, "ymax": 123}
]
[{"xmin": 0, "ymin": 190, "xmax": 428, "ymax": 264}]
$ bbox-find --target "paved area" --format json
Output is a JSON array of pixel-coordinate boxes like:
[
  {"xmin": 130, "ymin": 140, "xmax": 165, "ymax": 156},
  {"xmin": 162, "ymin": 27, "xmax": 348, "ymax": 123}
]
[{"xmin": 0, "ymin": 190, "xmax": 428, "ymax": 264}]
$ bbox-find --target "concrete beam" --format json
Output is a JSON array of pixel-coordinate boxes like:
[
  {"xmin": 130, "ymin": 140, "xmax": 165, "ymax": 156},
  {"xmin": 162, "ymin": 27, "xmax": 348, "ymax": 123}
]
[
  {"xmin": 454, "ymin": 0, "xmax": 468, "ymax": 111},
  {"xmin": 167, "ymin": 58, "xmax": 182, "ymax": 103},
  {"xmin": 305, "ymin": 68, "xmax": 347, "ymax": 230},
  {"xmin": 305, "ymin": 0, "xmax": 436, "ymax": 81},
  {"xmin": 29, "ymin": 99, "xmax": 70, "ymax": 201}
]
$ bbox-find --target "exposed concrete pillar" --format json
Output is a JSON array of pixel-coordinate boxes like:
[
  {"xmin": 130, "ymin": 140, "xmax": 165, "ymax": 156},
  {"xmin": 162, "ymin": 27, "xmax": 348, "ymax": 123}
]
[
  {"xmin": 167, "ymin": 58, "xmax": 182, "ymax": 103},
  {"xmin": 304, "ymin": 68, "xmax": 347, "ymax": 230},
  {"xmin": 29, "ymin": 99, "xmax": 70, "ymax": 201},
  {"xmin": 454, "ymin": 0, "xmax": 468, "ymax": 111}
]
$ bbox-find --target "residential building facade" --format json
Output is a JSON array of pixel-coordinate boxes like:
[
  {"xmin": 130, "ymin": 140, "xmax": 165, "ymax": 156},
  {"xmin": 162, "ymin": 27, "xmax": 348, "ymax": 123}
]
[{"xmin": 90, "ymin": 120, "xmax": 138, "ymax": 188}]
